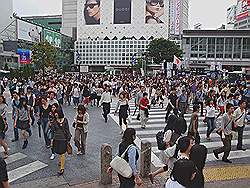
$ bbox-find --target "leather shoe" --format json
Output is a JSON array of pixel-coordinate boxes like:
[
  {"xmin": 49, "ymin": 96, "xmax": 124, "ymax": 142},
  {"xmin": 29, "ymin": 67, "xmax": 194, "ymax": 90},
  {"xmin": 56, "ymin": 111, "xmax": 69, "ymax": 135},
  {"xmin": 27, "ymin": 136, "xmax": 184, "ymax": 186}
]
[
  {"xmin": 222, "ymin": 159, "xmax": 232, "ymax": 163},
  {"xmin": 213, "ymin": 151, "xmax": 219, "ymax": 159},
  {"xmin": 237, "ymin": 147, "xmax": 246, "ymax": 151}
]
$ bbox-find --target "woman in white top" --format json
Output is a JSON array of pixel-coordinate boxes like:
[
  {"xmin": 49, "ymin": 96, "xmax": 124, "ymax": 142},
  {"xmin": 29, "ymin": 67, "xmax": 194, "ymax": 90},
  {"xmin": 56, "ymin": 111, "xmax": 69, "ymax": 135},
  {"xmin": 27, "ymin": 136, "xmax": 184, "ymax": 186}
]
[
  {"xmin": 165, "ymin": 159, "xmax": 197, "ymax": 188},
  {"xmin": 216, "ymin": 91, "xmax": 226, "ymax": 119},
  {"xmin": 205, "ymin": 99, "xmax": 216, "ymax": 140},
  {"xmin": 72, "ymin": 84, "xmax": 80, "ymax": 108}
]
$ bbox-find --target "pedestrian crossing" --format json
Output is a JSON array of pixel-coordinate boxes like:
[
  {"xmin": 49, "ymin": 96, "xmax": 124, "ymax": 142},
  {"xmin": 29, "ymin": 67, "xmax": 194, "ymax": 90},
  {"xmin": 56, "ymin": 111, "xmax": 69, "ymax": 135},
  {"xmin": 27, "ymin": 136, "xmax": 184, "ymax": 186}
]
[
  {"xmin": 0, "ymin": 151, "xmax": 48, "ymax": 183},
  {"xmin": 110, "ymin": 100, "xmax": 250, "ymax": 167}
]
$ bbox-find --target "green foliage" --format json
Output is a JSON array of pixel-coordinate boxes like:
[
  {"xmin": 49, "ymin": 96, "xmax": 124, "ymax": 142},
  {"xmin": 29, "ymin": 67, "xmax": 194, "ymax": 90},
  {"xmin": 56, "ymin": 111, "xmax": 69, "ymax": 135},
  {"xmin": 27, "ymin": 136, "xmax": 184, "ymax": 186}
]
[
  {"xmin": 147, "ymin": 38, "xmax": 183, "ymax": 64},
  {"xmin": 31, "ymin": 41, "xmax": 57, "ymax": 70}
]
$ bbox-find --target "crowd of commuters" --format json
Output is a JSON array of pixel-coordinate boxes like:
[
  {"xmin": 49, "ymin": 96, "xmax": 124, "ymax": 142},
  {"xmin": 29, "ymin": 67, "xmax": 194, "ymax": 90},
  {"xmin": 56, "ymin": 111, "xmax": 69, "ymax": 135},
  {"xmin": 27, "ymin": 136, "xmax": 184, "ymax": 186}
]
[{"xmin": 0, "ymin": 72, "xmax": 249, "ymax": 187}]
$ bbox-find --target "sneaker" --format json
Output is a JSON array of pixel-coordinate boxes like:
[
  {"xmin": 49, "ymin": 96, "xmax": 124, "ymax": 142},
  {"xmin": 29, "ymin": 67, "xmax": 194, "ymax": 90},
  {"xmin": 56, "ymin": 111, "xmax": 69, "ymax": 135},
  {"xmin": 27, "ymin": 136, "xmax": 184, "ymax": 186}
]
[
  {"xmin": 77, "ymin": 151, "xmax": 82, "ymax": 155},
  {"xmin": 206, "ymin": 137, "xmax": 211, "ymax": 141},
  {"xmin": 237, "ymin": 147, "xmax": 246, "ymax": 151},
  {"xmin": 3, "ymin": 152, "xmax": 8, "ymax": 159},
  {"xmin": 11, "ymin": 138, "xmax": 18, "ymax": 142},
  {"xmin": 50, "ymin": 154, "xmax": 55, "ymax": 160}
]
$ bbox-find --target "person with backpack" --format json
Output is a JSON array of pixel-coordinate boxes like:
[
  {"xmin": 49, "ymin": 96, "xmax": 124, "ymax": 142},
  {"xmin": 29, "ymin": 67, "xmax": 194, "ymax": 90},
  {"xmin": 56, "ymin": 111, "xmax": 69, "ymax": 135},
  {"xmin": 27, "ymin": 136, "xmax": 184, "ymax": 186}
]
[
  {"xmin": 0, "ymin": 112, "xmax": 8, "ymax": 159},
  {"xmin": 107, "ymin": 128, "xmax": 142, "ymax": 188}
]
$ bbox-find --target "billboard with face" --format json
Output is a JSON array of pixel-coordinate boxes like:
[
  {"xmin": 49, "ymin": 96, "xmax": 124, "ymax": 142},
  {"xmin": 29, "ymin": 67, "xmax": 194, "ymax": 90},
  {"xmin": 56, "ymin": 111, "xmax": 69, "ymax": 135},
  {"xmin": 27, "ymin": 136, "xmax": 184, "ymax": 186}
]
[
  {"xmin": 17, "ymin": 20, "xmax": 42, "ymax": 42},
  {"xmin": 114, "ymin": 0, "xmax": 131, "ymax": 24},
  {"xmin": 83, "ymin": 0, "xmax": 101, "ymax": 25},
  {"xmin": 145, "ymin": 0, "xmax": 165, "ymax": 24}
]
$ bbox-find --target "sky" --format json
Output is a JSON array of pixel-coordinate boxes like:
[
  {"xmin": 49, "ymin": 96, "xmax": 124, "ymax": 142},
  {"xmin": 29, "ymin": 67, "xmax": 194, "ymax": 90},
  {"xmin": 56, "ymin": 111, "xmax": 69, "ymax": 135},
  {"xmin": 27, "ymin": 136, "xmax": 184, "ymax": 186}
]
[{"xmin": 13, "ymin": 0, "xmax": 237, "ymax": 29}]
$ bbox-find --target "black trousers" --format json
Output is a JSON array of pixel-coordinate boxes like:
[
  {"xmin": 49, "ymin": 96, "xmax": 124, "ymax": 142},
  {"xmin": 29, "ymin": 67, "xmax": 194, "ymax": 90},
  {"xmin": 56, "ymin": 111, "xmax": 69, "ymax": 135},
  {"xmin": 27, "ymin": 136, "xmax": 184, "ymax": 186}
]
[
  {"xmin": 198, "ymin": 102, "xmax": 204, "ymax": 116},
  {"xmin": 118, "ymin": 174, "xmax": 135, "ymax": 188},
  {"xmin": 213, "ymin": 135, "xmax": 232, "ymax": 160},
  {"xmin": 237, "ymin": 126, "xmax": 244, "ymax": 149},
  {"xmin": 102, "ymin": 102, "xmax": 110, "ymax": 121}
]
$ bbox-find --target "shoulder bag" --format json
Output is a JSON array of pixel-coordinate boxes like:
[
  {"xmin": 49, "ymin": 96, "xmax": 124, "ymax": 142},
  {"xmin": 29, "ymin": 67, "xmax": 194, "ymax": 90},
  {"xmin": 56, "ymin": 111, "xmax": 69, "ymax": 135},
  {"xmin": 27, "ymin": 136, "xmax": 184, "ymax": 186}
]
[
  {"xmin": 110, "ymin": 144, "xmax": 134, "ymax": 178},
  {"xmin": 216, "ymin": 118, "xmax": 232, "ymax": 137}
]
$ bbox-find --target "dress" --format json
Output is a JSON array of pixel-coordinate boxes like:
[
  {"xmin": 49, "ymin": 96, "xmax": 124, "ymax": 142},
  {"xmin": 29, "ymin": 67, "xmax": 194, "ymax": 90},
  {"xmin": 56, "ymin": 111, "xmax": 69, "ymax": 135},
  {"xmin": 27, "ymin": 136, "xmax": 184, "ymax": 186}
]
[{"xmin": 52, "ymin": 118, "xmax": 71, "ymax": 155}]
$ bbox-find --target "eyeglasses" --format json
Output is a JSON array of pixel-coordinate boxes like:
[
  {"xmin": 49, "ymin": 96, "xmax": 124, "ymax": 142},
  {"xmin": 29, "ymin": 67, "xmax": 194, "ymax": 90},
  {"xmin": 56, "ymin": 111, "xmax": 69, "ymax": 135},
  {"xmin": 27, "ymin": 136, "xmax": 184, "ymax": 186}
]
[
  {"xmin": 149, "ymin": 0, "xmax": 164, "ymax": 7},
  {"xmin": 85, "ymin": 3, "xmax": 98, "ymax": 9}
]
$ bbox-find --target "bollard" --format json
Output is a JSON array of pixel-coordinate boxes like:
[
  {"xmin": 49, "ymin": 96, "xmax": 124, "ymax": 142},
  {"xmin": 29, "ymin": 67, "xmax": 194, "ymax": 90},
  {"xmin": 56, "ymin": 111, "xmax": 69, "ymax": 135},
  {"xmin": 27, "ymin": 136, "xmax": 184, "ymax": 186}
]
[
  {"xmin": 100, "ymin": 143, "xmax": 112, "ymax": 185},
  {"xmin": 140, "ymin": 140, "xmax": 151, "ymax": 178}
]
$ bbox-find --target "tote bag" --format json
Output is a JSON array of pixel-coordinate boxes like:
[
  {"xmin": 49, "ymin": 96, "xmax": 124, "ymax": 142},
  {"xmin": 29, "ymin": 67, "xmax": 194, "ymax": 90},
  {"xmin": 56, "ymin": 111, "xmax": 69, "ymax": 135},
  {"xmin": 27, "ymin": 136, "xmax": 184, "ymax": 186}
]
[{"xmin": 110, "ymin": 144, "xmax": 133, "ymax": 178}]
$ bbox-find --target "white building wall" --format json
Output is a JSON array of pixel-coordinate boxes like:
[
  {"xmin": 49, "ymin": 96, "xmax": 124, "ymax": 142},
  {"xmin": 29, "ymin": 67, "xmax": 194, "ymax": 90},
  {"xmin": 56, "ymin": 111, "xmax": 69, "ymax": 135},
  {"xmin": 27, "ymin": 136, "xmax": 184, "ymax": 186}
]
[{"xmin": 62, "ymin": 0, "xmax": 77, "ymax": 38}]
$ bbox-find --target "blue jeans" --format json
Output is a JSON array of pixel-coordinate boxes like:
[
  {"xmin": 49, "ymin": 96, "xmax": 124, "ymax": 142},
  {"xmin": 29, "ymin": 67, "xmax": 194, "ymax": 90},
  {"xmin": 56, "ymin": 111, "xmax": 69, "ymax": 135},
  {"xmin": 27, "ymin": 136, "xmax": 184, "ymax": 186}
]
[
  {"xmin": 41, "ymin": 118, "xmax": 50, "ymax": 146},
  {"xmin": 206, "ymin": 117, "xmax": 215, "ymax": 138}
]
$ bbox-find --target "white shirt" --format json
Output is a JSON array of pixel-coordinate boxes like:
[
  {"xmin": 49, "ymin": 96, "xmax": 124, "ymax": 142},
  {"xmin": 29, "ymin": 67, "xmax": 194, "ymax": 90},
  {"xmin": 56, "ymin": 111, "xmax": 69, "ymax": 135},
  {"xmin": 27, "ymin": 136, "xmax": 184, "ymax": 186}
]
[
  {"xmin": 206, "ymin": 106, "xmax": 215, "ymax": 118},
  {"xmin": 234, "ymin": 107, "xmax": 246, "ymax": 127},
  {"xmin": 165, "ymin": 179, "xmax": 185, "ymax": 188},
  {"xmin": 73, "ymin": 87, "xmax": 80, "ymax": 98},
  {"xmin": 100, "ymin": 91, "xmax": 111, "ymax": 104}
]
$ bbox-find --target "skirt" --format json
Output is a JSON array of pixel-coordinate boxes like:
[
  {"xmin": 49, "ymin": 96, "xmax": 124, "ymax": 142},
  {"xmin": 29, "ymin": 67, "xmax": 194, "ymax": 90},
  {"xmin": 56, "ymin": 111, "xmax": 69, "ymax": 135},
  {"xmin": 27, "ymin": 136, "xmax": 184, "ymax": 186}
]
[{"xmin": 53, "ymin": 140, "xmax": 67, "ymax": 155}]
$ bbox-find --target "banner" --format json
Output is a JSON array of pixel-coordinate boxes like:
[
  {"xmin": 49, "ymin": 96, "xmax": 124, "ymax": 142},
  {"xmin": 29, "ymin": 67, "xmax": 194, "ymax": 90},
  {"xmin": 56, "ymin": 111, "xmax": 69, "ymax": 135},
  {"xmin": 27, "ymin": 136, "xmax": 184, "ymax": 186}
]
[
  {"xmin": 83, "ymin": 0, "xmax": 101, "ymax": 25},
  {"xmin": 17, "ymin": 20, "xmax": 42, "ymax": 42},
  {"xmin": 169, "ymin": 0, "xmax": 176, "ymax": 34},
  {"xmin": 174, "ymin": 0, "xmax": 181, "ymax": 35},
  {"xmin": 17, "ymin": 48, "xmax": 31, "ymax": 64},
  {"xmin": 114, "ymin": 0, "xmax": 131, "ymax": 24},
  {"xmin": 43, "ymin": 29, "xmax": 61, "ymax": 48},
  {"xmin": 145, "ymin": 0, "xmax": 165, "ymax": 24}
]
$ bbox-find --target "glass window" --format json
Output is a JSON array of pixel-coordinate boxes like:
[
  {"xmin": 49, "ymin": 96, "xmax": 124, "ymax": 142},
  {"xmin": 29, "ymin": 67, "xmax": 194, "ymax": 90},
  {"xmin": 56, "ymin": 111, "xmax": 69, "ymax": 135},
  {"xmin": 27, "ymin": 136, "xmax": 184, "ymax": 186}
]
[
  {"xmin": 216, "ymin": 38, "xmax": 224, "ymax": 58},
  {"xmin": 233, "ymin": 38, "xmax": 242, "ymax": 58},
  {"xmin": 242, "ymin": 38, "xmax": 250, "ymax": 58},
  {"xmin": 207, "ymin": 38, "xmax": 215, "ymax": 58},
  {"xmin": 225, "ymin": 38, "xmax": 233, "ymax": 58}
]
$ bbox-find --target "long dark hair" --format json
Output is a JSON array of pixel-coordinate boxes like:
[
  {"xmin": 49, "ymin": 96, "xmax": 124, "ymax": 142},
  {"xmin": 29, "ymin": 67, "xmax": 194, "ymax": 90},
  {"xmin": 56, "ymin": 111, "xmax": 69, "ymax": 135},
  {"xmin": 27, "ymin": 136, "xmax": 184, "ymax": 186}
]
[
  {"xmin": 19, "ymin": 97, "xmax": 28, "ymax": 110},
  {"xmin": 122, "ymin": 128, "xmax": 136, "ymax": 147},
  {"xmin": 190, "ymin": 144, "xmax": 207, "ymax": 172}
]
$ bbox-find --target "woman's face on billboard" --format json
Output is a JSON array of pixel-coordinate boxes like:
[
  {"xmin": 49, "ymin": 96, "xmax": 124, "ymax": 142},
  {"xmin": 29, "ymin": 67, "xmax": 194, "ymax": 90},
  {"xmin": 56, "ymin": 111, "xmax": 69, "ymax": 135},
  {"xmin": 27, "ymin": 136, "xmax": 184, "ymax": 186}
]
[
  {"xmin": 147, "ymin": 0, "xmax": 164, "ymax": 15},
  {"xmin": 85, "ymin": 0, "xmax": 100, "ymax": 17}
]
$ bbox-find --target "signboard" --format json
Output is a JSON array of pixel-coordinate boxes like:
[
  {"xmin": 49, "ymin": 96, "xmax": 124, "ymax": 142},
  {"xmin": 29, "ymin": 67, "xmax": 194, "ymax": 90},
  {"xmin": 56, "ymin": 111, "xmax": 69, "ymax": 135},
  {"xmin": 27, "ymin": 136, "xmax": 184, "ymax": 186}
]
[
  {"xmin": 169, "ymin": 0, "xmax": 176, "ymax": 34},
  {"xmin": 174, "ymin": 0, "xmax": 181, "ymax": 35},
  {"xmin": 227, "ymin": 5, "xmax": 237, "ymax": 24},
  {"xmin": 43, "ymin": 29, "xmax": 61, "ymax": 48},
  {"xmin": 80, "ymin": 65, "xmax": 89, "ymax": 73},
  {"xmin": 114, "ymin": 0, "xmax": 131, "ymax": 24},
  {"xmin": 236, "ymin": 0, "xmax": 250, "ymax": 21},
  {"xmin": 17, "ymin": 48, "xmax": 31, "ymax": 64},
  {"xmin": 17, "ymin": 20, "xmax": 42, "ymax": 42}
]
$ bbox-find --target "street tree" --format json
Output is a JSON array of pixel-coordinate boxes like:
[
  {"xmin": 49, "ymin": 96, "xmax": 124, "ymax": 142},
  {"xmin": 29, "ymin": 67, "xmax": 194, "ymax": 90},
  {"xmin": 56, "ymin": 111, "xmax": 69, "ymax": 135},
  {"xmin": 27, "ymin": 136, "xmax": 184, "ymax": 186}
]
[
  {"xmin": 147, "ymin": 38, "xmax": 183, "ymax": 64},
  {"xmin": 31, "ymin": 41, "xmax": 57, "ymax": 74}
]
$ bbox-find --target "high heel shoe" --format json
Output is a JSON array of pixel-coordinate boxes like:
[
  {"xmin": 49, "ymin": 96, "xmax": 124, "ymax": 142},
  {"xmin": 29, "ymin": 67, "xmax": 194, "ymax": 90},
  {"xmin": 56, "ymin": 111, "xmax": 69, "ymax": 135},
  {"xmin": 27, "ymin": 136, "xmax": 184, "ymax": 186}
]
[{"xmin": 57, "ymin": 169, "xmax": 64, "ymax": 176}]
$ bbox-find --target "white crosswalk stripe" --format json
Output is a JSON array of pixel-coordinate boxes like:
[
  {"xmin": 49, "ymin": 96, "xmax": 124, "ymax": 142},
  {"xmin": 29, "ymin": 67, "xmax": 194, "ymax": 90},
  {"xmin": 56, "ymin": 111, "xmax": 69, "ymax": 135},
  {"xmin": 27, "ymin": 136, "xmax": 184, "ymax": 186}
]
[
  {"xmin": 110, "ymin": 100, "xmax": 250, "ymax": 167},
  {"xmin": 0, "ymin": 151, "xmax": 48, "ymax": 183}
]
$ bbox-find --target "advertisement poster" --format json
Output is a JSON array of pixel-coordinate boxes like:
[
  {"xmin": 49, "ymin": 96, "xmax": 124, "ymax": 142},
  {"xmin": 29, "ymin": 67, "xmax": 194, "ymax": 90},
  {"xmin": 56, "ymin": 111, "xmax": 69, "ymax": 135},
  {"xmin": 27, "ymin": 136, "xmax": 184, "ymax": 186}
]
[
  {"xmin": 17, "ymin": 20, "xmax": 42, "ymax": 42},
  {"xmin": 83, "ymin": 0, "xmax": 101, "ymax": 25},
  {"xmin": 114, "ymin": 0, "xmax": 131, "ymax": 24},
  {"xmin": 145, "ymin": 0, "xmax": 165, "ymax": 24},
  {"xmin": 43, "ymin": 29, "xmax": 61, "ymax": 48},
  {"xmin": 174, "ymin": 0, "xmax": 181, "ymax": 35},
  {"xmin": 227, "ymin": 5, "xmax": 236, "ymax": 24},
  {"xmin": 236, "ymin": 0, "xmax": 250, "ymax": 21},
  {"xmin": 169, "ymin": 0, "xmax": 176, "ymax": 34},
  {"xmin": 17, "ymin": 48, "xmax": 31, "ymax": 64}
]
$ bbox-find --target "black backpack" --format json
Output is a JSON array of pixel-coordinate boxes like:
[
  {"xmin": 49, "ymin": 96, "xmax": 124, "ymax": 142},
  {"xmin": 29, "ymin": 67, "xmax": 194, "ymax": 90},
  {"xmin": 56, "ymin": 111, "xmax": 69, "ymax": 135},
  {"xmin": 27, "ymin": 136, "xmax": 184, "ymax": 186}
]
[{"xmin": 156, "ymin": 131, "xmax": 166, "ymax": 150}]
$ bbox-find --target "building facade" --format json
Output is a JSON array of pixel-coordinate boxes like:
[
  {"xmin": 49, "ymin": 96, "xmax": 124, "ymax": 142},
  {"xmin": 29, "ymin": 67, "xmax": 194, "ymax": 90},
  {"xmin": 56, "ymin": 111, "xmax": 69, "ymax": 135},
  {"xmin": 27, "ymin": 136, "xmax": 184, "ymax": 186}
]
[
  {"xmin": 75, "ymin": 0, "xmax": 173, "ymax": 72},
  {"xmin": 62, "ymin": 0, "xmax": 77, "ymax": 40},
  {"xmin": 22, "ymin": 15, "xmax": 62, "ymax": 32},
  {"xmin": 234, "ymin": 0, "xmax": 250, "ymax": 29},
  {"xmin": 182, "ymin": 30, "xmax": 250, "ymax": 70}
]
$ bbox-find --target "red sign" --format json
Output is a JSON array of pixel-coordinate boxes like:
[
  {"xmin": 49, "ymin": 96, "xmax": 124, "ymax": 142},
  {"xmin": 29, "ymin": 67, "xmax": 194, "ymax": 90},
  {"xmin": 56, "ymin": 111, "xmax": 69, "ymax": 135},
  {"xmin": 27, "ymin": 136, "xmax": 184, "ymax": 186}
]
[{"xmin": 236, "ymin": 0, "xmax": 250, "ymax": 21}]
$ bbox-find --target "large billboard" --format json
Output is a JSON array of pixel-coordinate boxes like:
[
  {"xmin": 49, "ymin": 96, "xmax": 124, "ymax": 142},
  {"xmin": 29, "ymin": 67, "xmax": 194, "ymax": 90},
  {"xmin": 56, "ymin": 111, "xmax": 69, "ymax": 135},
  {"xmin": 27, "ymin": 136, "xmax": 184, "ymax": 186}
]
[
  {"xmin": 43, "ymin": 29, "xmax": 62, "ymax": 48},
  {"xmin": 145, "ymin": 0, "xmax": 165, "ymax": 24},
  {"xmin": 17, "ymin": 20, "xmax": 42, "ymax": 42},
  {"xmin": 114, "ymin": 0, "xmax": 131, "ymax": 24},
  {"xmin": 83, "ymin": 0, "xmax": 101, "ymax": 25},
  {"xmin": 17, "ymin": 48, "xmax": 31, "ymax": 64},
  {"xmin": 227, "ymin": 5, "xmax": 237, "ymax": 24},
  {"xmin": 169, "ymin": 0, "xmax": 181, "ymax": 35},
  {"xmin": 77, "ymin": 0, "xmax": 168, "ymax": 40},
  {"xmin": 236, "ymin": 0, "xmax": 250, "ymax": 21}
]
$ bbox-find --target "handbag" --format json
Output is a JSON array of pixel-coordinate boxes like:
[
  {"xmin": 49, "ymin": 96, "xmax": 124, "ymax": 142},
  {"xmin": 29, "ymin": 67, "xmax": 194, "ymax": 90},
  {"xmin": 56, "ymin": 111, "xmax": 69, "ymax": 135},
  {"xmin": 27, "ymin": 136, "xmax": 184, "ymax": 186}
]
[
  {"xmin": 67, "ymin": 143, "xmax": 73, "ymax": 155},
  {"xmin": 127, "ymin": 115, "xmax": 132, "ymax": 124},
  {"xmin": 110, "ymin": 144, "xmax": 134, "ymax": 178}
]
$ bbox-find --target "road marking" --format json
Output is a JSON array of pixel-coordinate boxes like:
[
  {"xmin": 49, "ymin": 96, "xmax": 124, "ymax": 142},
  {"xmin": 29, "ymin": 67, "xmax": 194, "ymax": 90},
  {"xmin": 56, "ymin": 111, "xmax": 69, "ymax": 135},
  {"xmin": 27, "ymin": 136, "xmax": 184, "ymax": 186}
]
[
  {"xmin": 206, "ymin": 150, "xmax": 250, "ymax": 162},
  {"xmin": 204, "ymin": 165, "xmax": 250, "ymax": 182},
  {"xmin": 8, "ymin": 161, "xmax": 48, "ymax": 183},
  {"xmin": 5, "ymin": 153, "xmax": 27, "ymax": 165}
]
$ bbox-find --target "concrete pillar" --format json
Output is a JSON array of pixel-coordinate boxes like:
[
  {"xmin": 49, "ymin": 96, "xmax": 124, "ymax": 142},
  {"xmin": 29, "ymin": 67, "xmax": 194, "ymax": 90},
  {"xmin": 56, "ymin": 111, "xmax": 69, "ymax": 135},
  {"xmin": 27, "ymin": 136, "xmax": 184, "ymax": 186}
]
[
  {"xmin": 100, "ymin": 143, "xmax": 112, "ymax": 185},
  {"xmin": 140, "ymin": 140, "xmax": 151, "ymax": 178}
]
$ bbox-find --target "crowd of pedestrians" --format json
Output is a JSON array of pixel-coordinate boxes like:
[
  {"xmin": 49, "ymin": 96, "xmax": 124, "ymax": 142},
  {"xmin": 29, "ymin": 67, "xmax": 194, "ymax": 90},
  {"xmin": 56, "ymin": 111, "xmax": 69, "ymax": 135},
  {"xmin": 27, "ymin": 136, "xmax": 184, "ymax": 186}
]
[{"xmin": 0, "ymin": 72, "xmax": 249, "ymax": 187}]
